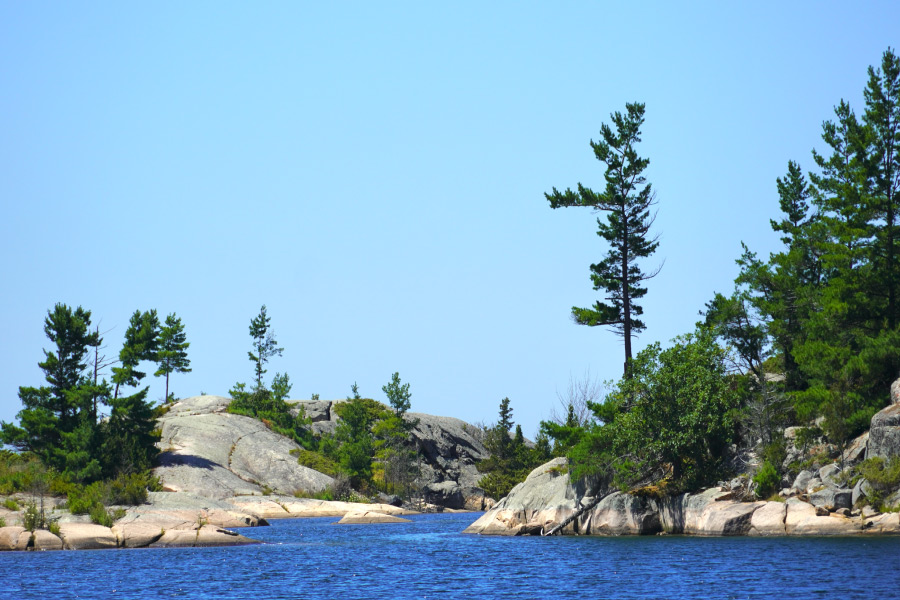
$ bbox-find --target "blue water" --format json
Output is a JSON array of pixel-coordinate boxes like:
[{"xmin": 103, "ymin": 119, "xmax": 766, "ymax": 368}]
[{"xmin": 2, "ymin": 512, "xmax": 899, "ymax": 599}]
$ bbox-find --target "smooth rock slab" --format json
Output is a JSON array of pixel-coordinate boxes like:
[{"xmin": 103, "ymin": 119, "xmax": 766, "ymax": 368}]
[
  {"xmin": 112, "ymin": 522, "xmax": 165, "ymax": 548},
  {"xmin": 228, "ymin": 495, "xmax": 414, "ymax": 519},
  {"xmin": 336, "ymin": 511, "xmax": 412, "ymax": 524},
  {"xmin": 149, "ymin": 524, "xmax": 257, "ymax": 548},
  {"xmin": 58, "ymin": 523, "xmax": 118, "ymax": 550},
  {"xmin": 31, "ymin": 529, "xmax": 63, "ymax": 551},
  {"xmin": 784, "ymin": 498, "xmax": 861, "ymax": 535},
  {"xmin": 864, "ymin": 512, "xmax": 900, "ymax": 534}
]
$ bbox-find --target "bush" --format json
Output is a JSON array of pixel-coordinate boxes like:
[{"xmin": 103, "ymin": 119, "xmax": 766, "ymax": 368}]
[
  {"xmin": 23, "ymin": 502, "xmax": 42, "ymax": 531},
  {"xmin": 3, "ymin": 498, "xmax": 19, "ymax": 511},
  {"xmin": 753, "ymin": 460, "xmax": 781, "ymax": 499},
  {"xmin": 569, "ymin": 328, "xmax": 739, "ymax": 492},
  {"xmin": 292, "ymin": 449, "xmax": 339, "ymax": 477},
  {"xmin": 107, "ymin": 472, "xmax": 150, "ymax": 505},
  {"xmin": 67, "ymin": 483, "xmax": 104, "ymax": 515},
  {"xmin": 857, "ymin": 457, "xmax": 900, "ymax": 509},
  {"xmin": 329, "ymin": 474, "xmax": 353, "ymax": 501},
  {"xmin": 293, "ymin": 488, "xmax": 334, "ymax": 501},
  {"xmin": 90, "ymin": 504, "xmax": 113, "ymax": 527}
]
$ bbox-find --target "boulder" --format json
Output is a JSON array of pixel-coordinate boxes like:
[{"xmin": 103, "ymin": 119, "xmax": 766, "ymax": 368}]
[
  {"xmin": 846, "ymin": 432, "xmax": 869, "ymax": 465},
  {"xmin": 791, "ymin": 470, "xmax": 814, "ymax": 493},
  {"xmin": 463, "ymin": 458, "xmax": 578, "ymax": 536},
  {"xmin": 290, "ymin": 400, "xmax": 333, "ymax": 423},
  {"xmin": 852, "ymin": 478, "xmax": 872, "ymax": 505},
  {"xmin": 868, "ymin": 403, "xmax": 900, "ymax": 460},
  {"xmin": 422, "ymin": 481, "xmax": 464, "ymax": 509},
  {"xmin": 58, "ymin": 523, "xmax": 118, "ymax": 550},
  {"xmin": 809, "ymin": 488, "xmax": 852, "ymax": 512},
  {"xmin": 0, "ymin": 526, "xmax": 27, "ymax": 551},
  {"xmin": 817, "ymin": 464, "xmax": 843, "ymax": 488},
  {"xmin": 31, "ymin": 529, "xmax": 63, "ymax": 551},
  {"xmin": 805, "ymin": 477, "xmax": 823, "ymax": 494},
  {"xmin": 335, "ymin": 511, "xmax": 412, "ymax": 524},
  {"xmin": 748, "ymin": 501, "xmax": 787, "ymax": 536}
]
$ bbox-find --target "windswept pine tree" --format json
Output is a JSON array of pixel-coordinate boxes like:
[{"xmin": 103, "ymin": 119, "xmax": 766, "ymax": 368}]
[{"xmin": 546, "ymin": 102, "xmax": 661, "ymax": 376}]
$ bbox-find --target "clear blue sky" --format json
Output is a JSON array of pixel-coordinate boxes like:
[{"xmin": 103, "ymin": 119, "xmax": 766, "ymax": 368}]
[{"xmin": 2, "ymin": 2, "xmax": 898, "ymax": 436}]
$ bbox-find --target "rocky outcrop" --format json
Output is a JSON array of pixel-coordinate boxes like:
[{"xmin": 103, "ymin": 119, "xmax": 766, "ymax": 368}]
[
  {"xmin": 463, "ymin": 457, "xmax": 900, "ymax": 537},
  {"xmin": 336, "ymin": 511, "xmax": 412, "ymax": 524},
  {"xmin": 292, "ymin": 399, "xmax": 490, "ymax": 506},
  {"xmin": 156, "ymin": 395, "xmax": 333, "ymax": 498}
]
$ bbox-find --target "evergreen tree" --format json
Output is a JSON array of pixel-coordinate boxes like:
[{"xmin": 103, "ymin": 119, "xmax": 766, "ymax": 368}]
[
  {"xmin": 154, "ymin": 313, "xmax": 191, "ymax": 403},
  {"xmin": 376, "ymin": 373, "xmax": 418, "ymax": 497},
  {"xmin": 382, "ymin": 372, "xmax": 411, "ymax": 418},
  {"xmin": 101, "ymin": 387, "xmax": 159, "ymax": 476},
  {"xmin": 0, "ymin": 304, "xmax": 102, "ymax": 480},
  {"xmin": 248, "ymin": 305, "xmax": 283, "ymax": 391},
  {"xmin": 477, "ymin": 397, "xmax": 547, "ymax": 500},
  {"xmin": 112, "ymin": 309, "xmax": 160, "ymax": 399},
  {"xmin": 546, "ymin": 102, "xmax": 661, "ymax": 376}
]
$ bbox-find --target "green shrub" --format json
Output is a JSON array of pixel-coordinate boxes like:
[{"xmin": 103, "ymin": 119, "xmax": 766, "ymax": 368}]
[
  {"xmin": 90, "ymin": 504, "xmax": 113, "ymax": 527},
  {"xmin": 858, "ymin": 457, "xmax": 900, "ymax": 510},
  {"xmin": 23, "ymin": 502, "xmax": 42, "ymax": 531},
  {"xmin": 107, "ymin": 472, "xmax": 149, "ymax": 505},
  {"xmin": 3, "ymin": 498, "xmax": 19, "ymax": 511},
  {"xmin": 753, "ymin": 460, "xmax": 781, "ymax": 499},
  {"xmin": 67, "ymin": 483, "xmax": 103, "ymax": 515},
  {"xmin": 293, "ymin": 449, "xmax": 339, "ymax": 477},
  {"xmin": 293, "ymin": 488, "xmax": 334, "ymax": 501},
  {"xmin": 0, "ymin": 516, "xmax": 5, "ymax": 527},
  {"xmin": 48, "ymin": 520, "xmax": 60, "ymax": 536}
]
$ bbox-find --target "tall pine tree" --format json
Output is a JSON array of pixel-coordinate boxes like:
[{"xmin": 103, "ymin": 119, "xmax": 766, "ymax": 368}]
[{"xmin": 546, "ymin": 102, "xmax": 661, "ymax": 376}]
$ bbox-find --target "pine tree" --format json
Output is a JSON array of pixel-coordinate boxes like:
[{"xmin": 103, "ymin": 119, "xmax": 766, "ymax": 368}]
[
  {"xmin": 112, "ymin": 309, "xmax": 160, "ymax": 399},
  {"xmin": 248, "ymin": 305, "xmax": 283, "ymax": 391},
  {"xmin": 546, "ymin": 102, "xmax": 661, "ymax": 376},
  {"xmin": 0, "ymin": 304, "xmax": 102, "ymax": 479},
  {"xmin": 154, "ymin": 313, "xmax": 191, "ymax": 402},
  {"xmin": 382, "ymin": 372, "xmax": 411, "ymax": 417}
]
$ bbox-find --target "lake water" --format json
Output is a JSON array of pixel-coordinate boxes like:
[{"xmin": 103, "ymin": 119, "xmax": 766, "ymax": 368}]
[{"xmin": 2, "ymin": 512, "xmax": 899, "ymax": 599}]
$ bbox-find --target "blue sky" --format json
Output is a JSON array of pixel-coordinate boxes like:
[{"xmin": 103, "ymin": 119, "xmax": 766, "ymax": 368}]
[{"xmin": 1, "ymin": 2, "xmax": 898, "ymax": 436}]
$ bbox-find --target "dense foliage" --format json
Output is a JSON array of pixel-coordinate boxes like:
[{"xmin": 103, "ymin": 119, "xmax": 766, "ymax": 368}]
[
  {"xmin": 0, "ymin": 304, "xmax": 170, "ymax": 483},
  {"xmin": 559, "ymin": 328, "xmax": 739, "ymax": 493},
  {"xmin": 477, "ymin": 398, "xmax": 551, "ymax": 499},
  {"xmin": 704, "ymin": 48, "xmax": 900, "ymax": 476}
]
